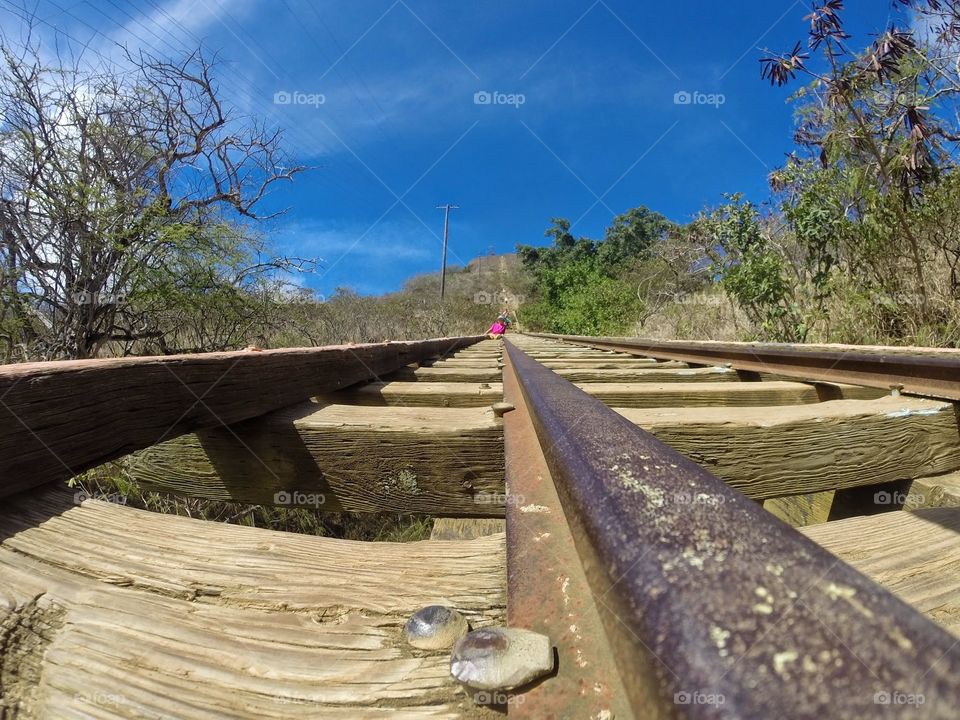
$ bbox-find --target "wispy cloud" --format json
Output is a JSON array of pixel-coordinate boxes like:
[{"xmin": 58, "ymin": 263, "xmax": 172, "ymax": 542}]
[
  {"xmin": 271, "ymin": 217, "xmax": 446, "ymax": 295},
  {"xmin": 276, "ymin": 219, "xmax": 434, "ymax": 262},
  {"xmin": 109, "ymin": 0, "xmax": 261, "ymax": 49}
]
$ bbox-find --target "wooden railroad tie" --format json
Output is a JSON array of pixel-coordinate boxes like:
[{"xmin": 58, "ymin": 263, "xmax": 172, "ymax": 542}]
[{"xmin": 1, "ymin": 333, "xmax": 960, "ymax": 717}]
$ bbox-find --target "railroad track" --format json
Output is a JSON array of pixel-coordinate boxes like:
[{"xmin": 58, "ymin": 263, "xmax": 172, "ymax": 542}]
[{"xmin": 1, "ymin": 333, "xmax": 960, "ymax": 718}]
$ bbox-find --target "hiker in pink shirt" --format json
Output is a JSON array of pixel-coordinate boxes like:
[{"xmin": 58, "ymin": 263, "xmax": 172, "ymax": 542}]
[{"xmin": 487, "ymin": 310, "xmax": 511, "ymax": 338}]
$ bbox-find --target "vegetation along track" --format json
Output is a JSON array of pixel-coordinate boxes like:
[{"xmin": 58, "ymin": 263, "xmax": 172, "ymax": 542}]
[{"xmin": 2, "ymin": 334, "xmax": 960, "ymax": 717}]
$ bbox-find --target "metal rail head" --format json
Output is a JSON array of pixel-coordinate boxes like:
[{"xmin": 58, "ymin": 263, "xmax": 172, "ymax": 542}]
[
  {"xmin": 533, "ymin": 332, "xmax": 960, "ymax": 401},
  {"xmin": 504, "ymin": 339, "xmax": 960, "ymax": 718}
]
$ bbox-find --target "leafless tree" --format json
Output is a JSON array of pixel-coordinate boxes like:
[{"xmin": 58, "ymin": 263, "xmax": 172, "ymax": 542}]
[{"xmin": 0, "ymin": 25, "xmax": 311, "ymax": 360}]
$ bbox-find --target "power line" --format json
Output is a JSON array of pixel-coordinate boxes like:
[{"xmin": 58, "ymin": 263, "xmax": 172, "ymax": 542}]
[
  {"xmin": 50, "ymin": 0, "xmax": 375, "ymax": 201},
  {"xmin": 1, "ymin": 0, "xmax": 472, "ymax": 285},
  {"xmin": 280, "ymin": 0, "xmax": 395, "ymax": 148}
]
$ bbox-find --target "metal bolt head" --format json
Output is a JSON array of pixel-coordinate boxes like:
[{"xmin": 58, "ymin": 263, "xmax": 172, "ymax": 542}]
[
  {"xmin": 450, "ymin": 627, "xmax": 554, "ymax": 691},
  {"xmin": 404, "ymin": 606, "xmax": 468, "ymax": 650}
]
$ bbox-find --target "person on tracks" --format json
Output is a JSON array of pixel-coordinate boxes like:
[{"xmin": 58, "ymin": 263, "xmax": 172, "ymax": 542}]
[{"xmin": 487, "ymin": 309, "xmax": 511, "ymax": 338}]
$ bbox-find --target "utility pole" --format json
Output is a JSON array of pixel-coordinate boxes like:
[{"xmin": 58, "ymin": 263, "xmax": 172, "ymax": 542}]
[{"xmin": 436, "ymin": 204, "xmax": 459, "ymax": 300}]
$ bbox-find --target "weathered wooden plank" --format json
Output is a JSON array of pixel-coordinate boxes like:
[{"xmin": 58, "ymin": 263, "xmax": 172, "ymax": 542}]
[
  {"xmin": 327, "ymin": 379, "xmax": 875, "ymax": 409},
  {"xmin": 430, "ymin": 518, "xmax": 506, "ymax": 540},
  {"xmin": 324, "ymin": 382, "xmax": 503, "ymax": 408},
  {"xmin": 579, "ymin": 365, "xmax": 730, "ymax": 382},
  {"xmin": 537, "ymin": 358, "xmax": 687, "ymax": 369},
  {"xmin": 536, "ymin": 332, "xmax": 960, "ymax": 402},
  {"xmin": 515, "ymin": 351, "xmax": 626, "ymax": 360},
  {"xmin": 560, "ymin": 367, "xmax": 740, "ymax": 383},
  {"xmin": 0, "ymin": 487, "xmax": 506, "ymax": 718},
  {"xmin": 451, "ymin": 349, "xmax": 502, "ymax": 358},
  {"xmin": 392, "ymin": 365, "xmax": 740, "ymax": 384},
  {"xmin": 127, "ymin": 403, "xmax": 506, "ymax": 515},
  {"xmin": 907, "ymin": 470, "xmax": 960, "ymax": 509},
  {"xmin": 0, "ymin": 336, "xmax": 484, "ymax": 498},
  {"xmin": 424, "ymin": 359, "xmax": 501, "ymax": 368},
  {"xmin": 800, "ymin": 507, "xmax": 960, "ymax": 636},
  {"xmin": 390, "ymin": 366, "xmax": 502, "ymax": 383},
  {"xmin": 764, "ymin": 491, "xmax": 836, "ymax": 526},
  {"xmin": 615, "ymin": 396, "xmax": 960, "ymax": 499},
  {"xmin": 576, "ymin": 380, "xmax": 833, "ymax": 407}
]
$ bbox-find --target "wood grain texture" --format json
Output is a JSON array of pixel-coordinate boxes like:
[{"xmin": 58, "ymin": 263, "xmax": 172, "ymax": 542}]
[
  {"xmin": 800, "ymin": 507, "xmax": 960, "ymax": 636},
  {"xmin": 127, "ymin": 402, "xmax": 506, "ymax": 515},
  {"xmin": 430, "ymin": 518, "xmax": 506, "ymax": 540},
  {"xmin": 323, "ymin": 379, "xmax": 860, "ymax": 409},
  {"xmin": 424, "ymin": 359, "xmax": 501, "ymax": 368},
  {"xmin": 576, "ymin": 380, "xmax": 821, "ymax": 407},
  {"xmin": 323, "ymin": 382, "xmax": 504, "ymax": 408},
  {"xmin": 764, "ymin": 491, "xmax": 836, "ymax": 526},
  {"xmin": 558, "ymin": 367, "xmax": 740, "ymax": 383},
  {"xmin": 0, "ymin": 336, "xmax": 484, "ymax": 498},
  {"xmin": 536, "ymin": 358, "xmax": 686, "ymax": 369},
  {"xmin": 616, "ymin": 396, "xmax": 960, "ymax": 499},
  {"xmin": 0, "ymin": 487, "xmax": 506, "ymax": 718},
  {"xmin": 907, "ymin": 470, "xmax": 960, "ymax": 509},
  {"xmin": 389, "ymin": 366, "xmax": 502, "ymax": 383}
]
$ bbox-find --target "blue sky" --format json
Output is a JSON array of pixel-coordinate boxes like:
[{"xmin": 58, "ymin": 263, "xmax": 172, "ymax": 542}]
[{"xmin": 2, "ymin": 0, "xmax": 906, "ymax": 296}]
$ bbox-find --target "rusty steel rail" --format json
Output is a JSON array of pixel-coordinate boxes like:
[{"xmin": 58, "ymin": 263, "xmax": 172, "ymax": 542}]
[
  {"xmin": 502, "ymin": 349, "xmax": 631, "ymax": 717},
  {"xmin": 0, "ymin": 335, "xmax": 484, "ymax": 497},
  {"xmin": 503, "ymin": 338, "xmax": 960, "ymax": 718},
  {"xmin": 533, "ymin": 332, "xmax": 960, "ymax": 401}
]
